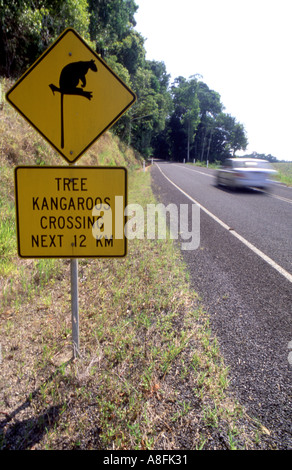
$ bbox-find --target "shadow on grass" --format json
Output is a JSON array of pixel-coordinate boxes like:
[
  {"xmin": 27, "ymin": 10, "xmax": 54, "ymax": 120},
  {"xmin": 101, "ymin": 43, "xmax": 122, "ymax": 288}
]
[
  {"xmin": 0, "ymin": 365, "xmax": 71, "ymax": 450},
  {"xmin": 0, "ymin": 405, "xmax": 62, "ymax": 450}
]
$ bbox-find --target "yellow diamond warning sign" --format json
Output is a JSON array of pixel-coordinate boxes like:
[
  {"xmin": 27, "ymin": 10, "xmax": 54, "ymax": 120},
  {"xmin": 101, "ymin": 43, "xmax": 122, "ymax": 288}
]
[
  {"xmin": 6, "ymin": 28, "xmax": 136, "ymax": 164},
  {"xmin": 14, "ymin": 166, "xmax": 127, "ymax": 258}
]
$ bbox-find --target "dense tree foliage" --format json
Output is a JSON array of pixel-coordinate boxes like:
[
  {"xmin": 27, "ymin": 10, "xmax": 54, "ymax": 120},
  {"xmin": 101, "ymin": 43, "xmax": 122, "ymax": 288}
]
[
  {"xmin": 170, "ymin": 76, "xmax": 200, "ymax": 162},
  {"xmin": 0, "ymin": 0, "xmax": 91, "ymax": 77},
  {"xmin": 0, "ymin": 0, "xmax": 249, "ymax": 162}
]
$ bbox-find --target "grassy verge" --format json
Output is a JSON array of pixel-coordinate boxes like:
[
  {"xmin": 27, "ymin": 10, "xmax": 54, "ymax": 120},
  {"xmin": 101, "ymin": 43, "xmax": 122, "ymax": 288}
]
[
  {"xmin": 273, "ymin": 162, "xmax": 292, "ymax": 186},
  {"xmin": 187, "ymin": 161, "xmax": 220, "ymax": 169}
]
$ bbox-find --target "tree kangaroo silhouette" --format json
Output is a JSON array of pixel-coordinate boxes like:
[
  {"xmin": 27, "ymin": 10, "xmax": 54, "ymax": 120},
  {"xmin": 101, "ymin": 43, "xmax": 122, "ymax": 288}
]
[{"xmin": 49, "ymin": 60, "xmax": 98, "ymax": 149}]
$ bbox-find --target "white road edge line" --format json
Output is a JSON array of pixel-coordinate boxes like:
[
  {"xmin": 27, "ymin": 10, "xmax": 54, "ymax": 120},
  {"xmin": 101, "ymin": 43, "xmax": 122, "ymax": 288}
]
[
  {"xmin": 156, "ymin": 163, "xmax": 292, "ymax": 284},
  {"xmin": 172, "ymin": 163, "xmax": 214, "ymax": 177},
  {"xmin": 268, "ymin": 193, "xmax": 292, "ymax": 205}
]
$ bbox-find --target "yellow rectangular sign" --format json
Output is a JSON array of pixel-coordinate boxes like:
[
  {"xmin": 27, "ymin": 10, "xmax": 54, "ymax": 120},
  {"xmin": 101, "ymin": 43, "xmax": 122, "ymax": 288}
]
[{"xmin": 14, "ymin": 166, "xmax": 127, "ymax": 258}]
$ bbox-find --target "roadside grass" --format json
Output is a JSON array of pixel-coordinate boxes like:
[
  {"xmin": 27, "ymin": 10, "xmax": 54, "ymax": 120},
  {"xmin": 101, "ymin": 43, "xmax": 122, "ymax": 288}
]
[
  {"xmin": 273, "ymin": 162, "xmax": 292, "ymax": 186},
  {"xmin": 187, "ymin": 161, "xmax": 220, "ymax": 169},
  {"xmin": 0, "ymin": 81, "xmax": 265, "ymax": 449}
]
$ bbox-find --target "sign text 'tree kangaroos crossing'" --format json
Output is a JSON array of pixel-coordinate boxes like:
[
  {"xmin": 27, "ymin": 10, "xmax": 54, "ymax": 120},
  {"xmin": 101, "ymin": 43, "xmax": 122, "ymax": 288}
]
[
  {"xmin": 14, "ymin": 167, "xmax": 127, "ymax": 258},
  {"xmin": 6, "ymin": 28, "xmax": 136, "ymax": 164}
]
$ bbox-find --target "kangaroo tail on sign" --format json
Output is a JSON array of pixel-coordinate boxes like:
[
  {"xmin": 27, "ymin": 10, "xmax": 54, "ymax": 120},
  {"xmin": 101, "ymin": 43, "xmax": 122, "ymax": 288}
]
[
  {"xmin": 60, "ymin": 92, "xmax": 64, "ymax": 149},
  {"xmin": 49, "ymin": 84, "xmax": 65, "ymax": 148}
]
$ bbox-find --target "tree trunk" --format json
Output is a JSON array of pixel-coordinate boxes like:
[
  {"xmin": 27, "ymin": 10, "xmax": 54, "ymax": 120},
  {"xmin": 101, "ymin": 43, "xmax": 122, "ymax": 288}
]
[{"xmin": 187, "ymin": 119, "xmax": 190, "ymax": 162}]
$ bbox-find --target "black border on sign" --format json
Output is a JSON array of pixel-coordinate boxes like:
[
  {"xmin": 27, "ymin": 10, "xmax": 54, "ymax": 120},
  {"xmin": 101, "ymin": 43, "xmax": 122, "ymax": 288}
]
[
  {"xmin": 14, "ymin": 166, "xmax": 128, "ymax": 258},
  {"xmin": 6, "ymin": 28, "xmax": 136, "ymax": 164}
]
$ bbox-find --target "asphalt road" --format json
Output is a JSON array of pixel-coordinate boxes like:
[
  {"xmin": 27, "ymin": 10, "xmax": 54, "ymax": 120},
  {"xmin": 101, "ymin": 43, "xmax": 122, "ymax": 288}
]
[{"xmin": 150, "ymin": 161, "xmax": 292, "ymax": 449}]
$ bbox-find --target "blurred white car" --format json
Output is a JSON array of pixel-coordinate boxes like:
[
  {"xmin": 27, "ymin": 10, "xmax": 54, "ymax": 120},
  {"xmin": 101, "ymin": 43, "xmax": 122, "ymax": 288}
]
[{"xmin": 216, "ymin": 158, "xmax": 277, "ymax": 190}]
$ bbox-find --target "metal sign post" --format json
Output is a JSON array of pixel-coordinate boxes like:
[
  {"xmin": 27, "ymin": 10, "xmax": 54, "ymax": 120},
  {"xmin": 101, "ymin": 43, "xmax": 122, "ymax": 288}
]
[
  {"xmin": 14, "ymin": 165, "xmax": 127, "ymax": 359},
  {"xmin": 69, "ymin": 163, "xmax": 79, "ymax": 359},
  {"xmin": 7, "ymin": 28, "xmax": 136, "ymax": 361},
  {"xmin": 71, "ymin": 257, "xmax": 79, "ymax": 358}
]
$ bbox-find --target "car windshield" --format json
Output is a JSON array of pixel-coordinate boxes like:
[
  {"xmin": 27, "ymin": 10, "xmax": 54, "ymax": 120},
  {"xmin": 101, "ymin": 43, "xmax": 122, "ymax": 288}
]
[{"xmin": 233, "ymin": 160, "xmax": 273, "ymax": 169}]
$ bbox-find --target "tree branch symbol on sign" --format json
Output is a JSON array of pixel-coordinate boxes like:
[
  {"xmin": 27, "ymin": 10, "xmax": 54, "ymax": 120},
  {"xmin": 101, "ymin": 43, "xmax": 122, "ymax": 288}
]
[{"xmin": 49, "ymin": 60, "xmax": 98, "ymax": 148}]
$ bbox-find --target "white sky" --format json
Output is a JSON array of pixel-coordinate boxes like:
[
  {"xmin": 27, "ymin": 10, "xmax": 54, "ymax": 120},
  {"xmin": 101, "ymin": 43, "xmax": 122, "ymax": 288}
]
[{"xmin": 134, "ymin": 0, "xmax": 292, "ymax": 161}]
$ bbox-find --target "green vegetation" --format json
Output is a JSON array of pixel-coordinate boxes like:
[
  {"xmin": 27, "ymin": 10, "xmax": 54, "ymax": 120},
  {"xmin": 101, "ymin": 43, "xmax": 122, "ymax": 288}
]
[
  {"xmin": 273, "ymin": 162, "xmax": 292, "ymax": 186},
  {"xmin": 1, "ymin": 0, "xmax": 248, "ymax": 163}
]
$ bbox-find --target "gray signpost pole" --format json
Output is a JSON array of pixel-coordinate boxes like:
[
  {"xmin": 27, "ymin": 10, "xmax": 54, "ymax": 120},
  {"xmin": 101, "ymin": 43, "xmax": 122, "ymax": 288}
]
[
  {"xmin": 71, "ymin": 257, "xmax": 79, "ymax": 358},
  {"xmin": 70, "ymin": 162, "xmax": 79, "ymax": 359}
]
